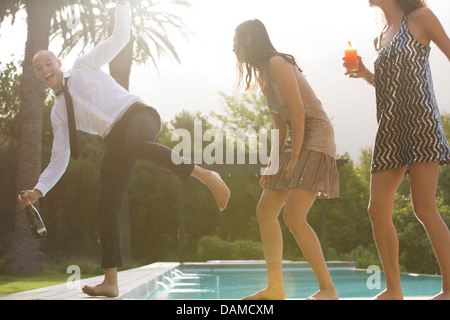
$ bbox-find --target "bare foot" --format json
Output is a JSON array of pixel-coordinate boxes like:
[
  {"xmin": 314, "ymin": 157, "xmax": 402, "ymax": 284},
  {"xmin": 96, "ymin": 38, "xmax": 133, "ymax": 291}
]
[
  {"xmin": 430, "ymin": 291, "xmax": 450, "ymax": 300},
  {"xmin": 242, "ymin": 287, "xmax": 286, "ymax": 300},
  {"xmin": 306, "ymin": 289, "xmax": 339, "ymax": 300},
  {"xmin": 373, "ymin": 289, "xmax": 403, "ymax": 300},
  {"xmin": 82, "ymin": 282, "xmax": 119, "ymax": 298},
  {"xmin": 192, "ymin": 167, "xmax": 230, "ymax": 211}
]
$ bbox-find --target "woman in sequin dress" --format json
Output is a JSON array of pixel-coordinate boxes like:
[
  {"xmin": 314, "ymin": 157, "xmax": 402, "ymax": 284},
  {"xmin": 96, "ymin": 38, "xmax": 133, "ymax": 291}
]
[
  {"xmin": 345, "ymin": 0, "xmax": 450, "ymax": 300},
  {"xmin": 234, "ymin": 19, "xmax": 339, "ymax": 300}
]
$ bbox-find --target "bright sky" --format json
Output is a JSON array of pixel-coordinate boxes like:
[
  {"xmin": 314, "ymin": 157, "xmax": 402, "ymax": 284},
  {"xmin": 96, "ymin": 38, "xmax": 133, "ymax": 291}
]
[{"xmin": 1, "ymin": 0, "xmax": 449, "ymax": 162}]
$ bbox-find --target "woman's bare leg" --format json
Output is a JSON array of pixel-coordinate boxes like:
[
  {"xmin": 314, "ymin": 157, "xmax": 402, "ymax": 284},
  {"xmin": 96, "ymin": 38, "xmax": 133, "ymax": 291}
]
[
  {"xmin": 283, "ymin": 189, "xmax": 338, "ymax": 300},
  {"xmin": 243, "ymin": 188, "xmax": 288, "ymax": 300},
  {"xmin": 368, "ymin": 166, "xmax": 407, "ymax": 300},
  {"xmin": 409, "ymin": 162, "xmax": 450, "ymax": 300}
]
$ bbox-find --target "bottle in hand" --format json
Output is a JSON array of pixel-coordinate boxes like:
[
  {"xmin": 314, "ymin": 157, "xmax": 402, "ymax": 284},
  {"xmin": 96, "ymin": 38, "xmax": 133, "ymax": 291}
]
[{"xmin": 20, "ymin": 191, "xmax": 47, "ymax": 239}]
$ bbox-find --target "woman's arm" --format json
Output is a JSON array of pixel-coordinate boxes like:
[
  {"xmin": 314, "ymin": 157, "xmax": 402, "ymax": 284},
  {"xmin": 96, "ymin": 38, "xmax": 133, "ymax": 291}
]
[
  {"xmin": 269, "ymin": 56, "xmax": 304, "ymax": 158},
  {"xmin": 268, "ymin": 56, "xmax": 305, "ymax": 182},
  {"xmin": 410, "ymin": 7, "xmax": 450, "ymax": 61},
  {"xmin": 259, "ymin": 112, "xmax": 287, "ymax": 188},
  {"xmin": 272, "ymin": 111, "xmax": 288, "ymax": 154}
]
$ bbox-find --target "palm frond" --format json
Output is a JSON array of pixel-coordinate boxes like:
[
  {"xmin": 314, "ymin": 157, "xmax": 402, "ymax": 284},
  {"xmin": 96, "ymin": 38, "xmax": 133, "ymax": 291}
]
[
  {"xmin": 0, "ymin": 0, "xmax": 24, "ymax": 27},
  {"xmin": 49, "ymin": 0, "xmax": 192, "ymax": 71}
]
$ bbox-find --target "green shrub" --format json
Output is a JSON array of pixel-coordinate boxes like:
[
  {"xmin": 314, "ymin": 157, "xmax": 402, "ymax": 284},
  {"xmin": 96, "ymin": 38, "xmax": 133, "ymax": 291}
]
[{"xmin": 197, "ymin": 236, "xmax": 264, "ymax": 261}]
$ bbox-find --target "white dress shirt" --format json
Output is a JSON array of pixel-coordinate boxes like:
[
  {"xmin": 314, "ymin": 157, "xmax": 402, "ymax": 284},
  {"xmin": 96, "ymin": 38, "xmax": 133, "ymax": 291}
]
[{"xmin": 35, "ymin": 3, "xmax": 144, "ymax": 197}]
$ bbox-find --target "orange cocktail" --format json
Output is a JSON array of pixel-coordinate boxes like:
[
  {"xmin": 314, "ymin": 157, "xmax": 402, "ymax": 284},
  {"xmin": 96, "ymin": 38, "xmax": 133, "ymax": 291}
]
[{"xmin": 344, "ymin": 42, "xmax": 358, "ymax": 71}]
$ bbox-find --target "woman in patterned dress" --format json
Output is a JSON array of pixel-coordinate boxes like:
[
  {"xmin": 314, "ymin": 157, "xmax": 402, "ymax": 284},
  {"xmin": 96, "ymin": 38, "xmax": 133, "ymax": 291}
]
[
  {"xmin": 345, "ymin": 0, "xmax": 450, "ymax": 300},
  {"xmin": 234, "ymin": 19, "xmax": 339, "ymax": 300}
]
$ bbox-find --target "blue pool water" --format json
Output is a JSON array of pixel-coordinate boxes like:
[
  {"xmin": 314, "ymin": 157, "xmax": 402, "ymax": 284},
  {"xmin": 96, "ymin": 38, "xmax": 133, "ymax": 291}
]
[{"xmin": 147, "ymin": 265, "xmax": 442, "ymax": 299}]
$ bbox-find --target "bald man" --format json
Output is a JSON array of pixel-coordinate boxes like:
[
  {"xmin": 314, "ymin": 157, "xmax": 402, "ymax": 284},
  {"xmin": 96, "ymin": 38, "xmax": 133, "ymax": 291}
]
[{"xmin": 19, "ymin": 0, "xmax": 230, "ymax": 297}]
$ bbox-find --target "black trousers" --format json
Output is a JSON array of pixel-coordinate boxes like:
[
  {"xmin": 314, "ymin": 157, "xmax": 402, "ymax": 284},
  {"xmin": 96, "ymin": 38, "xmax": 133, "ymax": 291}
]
[{"xmin": 98, "ymin": 103, "xmax": 194, "ymax": 269}]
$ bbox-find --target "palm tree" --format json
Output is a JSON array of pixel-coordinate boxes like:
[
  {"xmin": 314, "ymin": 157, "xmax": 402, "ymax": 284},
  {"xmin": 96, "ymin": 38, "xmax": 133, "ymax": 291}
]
[
  {"xmin": 2, "ymin": 0, "xmax": 58, "ymax": 273},
  {"xmin": 51, "ymin": 0, "xmax": 192, "ymax": 87}
]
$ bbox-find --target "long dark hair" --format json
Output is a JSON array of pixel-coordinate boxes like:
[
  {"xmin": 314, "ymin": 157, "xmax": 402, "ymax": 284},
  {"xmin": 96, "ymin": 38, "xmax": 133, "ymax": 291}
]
[
  {"xmin": 396, "ymin": 0, "xmax": 427, "ymax": 14},
  {"xmin": 235, "ymin": 19, "xmax": 301, "ymax": 91}
]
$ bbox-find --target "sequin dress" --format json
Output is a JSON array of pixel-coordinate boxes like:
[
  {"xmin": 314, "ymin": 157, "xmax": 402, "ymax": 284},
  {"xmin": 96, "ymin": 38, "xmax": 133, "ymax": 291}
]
[
  {"xmin": 373, "ymin": 15, "xmax": 450, "ymax": 172},
  {"xmin": 263, "ymin": 63, "xmax": 339, "ymax": 199}
]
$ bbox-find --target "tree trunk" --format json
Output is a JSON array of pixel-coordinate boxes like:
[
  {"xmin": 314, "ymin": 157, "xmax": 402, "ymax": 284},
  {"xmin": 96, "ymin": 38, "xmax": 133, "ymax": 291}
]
[{"xmin": 7, "ymin": 0, "xmax": 55, "ymax": 273}]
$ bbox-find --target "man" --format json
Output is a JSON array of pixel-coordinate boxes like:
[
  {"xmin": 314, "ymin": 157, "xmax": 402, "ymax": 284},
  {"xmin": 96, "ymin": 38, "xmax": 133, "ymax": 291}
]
[{"xmin": 18, "ymin": 0, "xmax": 230, "ymax": 297}]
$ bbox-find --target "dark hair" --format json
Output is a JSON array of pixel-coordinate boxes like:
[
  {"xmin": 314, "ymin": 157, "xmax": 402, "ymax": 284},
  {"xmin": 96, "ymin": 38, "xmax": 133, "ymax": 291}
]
[
  {"xmin": 235, "ymin": 19, "xmax": 301, "ymax": 91},
  {"xmin": 395, "ymin": 0, "xmax": 427, "ymax": 14}
]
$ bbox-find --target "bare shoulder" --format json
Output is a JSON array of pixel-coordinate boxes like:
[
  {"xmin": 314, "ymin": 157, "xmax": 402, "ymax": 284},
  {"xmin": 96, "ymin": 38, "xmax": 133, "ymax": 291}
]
[
  {"xmin": 408, "ymin": 6, "xmax": 445, "ymax": 44},
  {"xmin": 408, "ymin": 7, "xmax": 438, "ymax": 25},
  {"xmin": 269, "ymin": 55, "xmax": 291, "ymax": 69},
  {"xmin": 268, "ymin": 55, "xmax": 295, "ymax": 79}
]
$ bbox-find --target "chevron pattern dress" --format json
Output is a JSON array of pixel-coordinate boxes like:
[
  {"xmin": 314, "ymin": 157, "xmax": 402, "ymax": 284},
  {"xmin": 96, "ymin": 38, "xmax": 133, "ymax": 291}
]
[{"xmin": 372, "ymin": 15, "xmax": 450, "ymax": 172}]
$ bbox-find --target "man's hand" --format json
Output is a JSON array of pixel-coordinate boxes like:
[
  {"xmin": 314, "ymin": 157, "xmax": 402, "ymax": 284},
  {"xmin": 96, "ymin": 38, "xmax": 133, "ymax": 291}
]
[{"xmin": 18, "ymin": 189, "xmax": 42, "ymax": 209}]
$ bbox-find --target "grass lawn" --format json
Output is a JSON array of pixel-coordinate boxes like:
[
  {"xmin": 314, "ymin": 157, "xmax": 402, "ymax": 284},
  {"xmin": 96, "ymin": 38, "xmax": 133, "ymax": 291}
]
[
  {"xmin": 1, "ymin": 272, "xmax": 70, "ymax": 296},
  {"xmin": 0, "ymin": 258, "xmax": 145, "ymax": 297},
  {"xmin": 0, "ymin": 268, "xmax": 100, "ymax": 296},
  {"xmin": 0, "ymin": 258, "xmax": 102, "ymax": 296}
]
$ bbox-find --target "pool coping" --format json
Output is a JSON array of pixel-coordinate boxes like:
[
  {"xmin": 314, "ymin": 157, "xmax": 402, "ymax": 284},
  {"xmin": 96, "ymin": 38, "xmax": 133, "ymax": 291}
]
[
  {"xmin": 0, "ymin": 262, "xmax": 180, "ymax": 300},
  {"xmin": 0, "ymin": 261, "xmax": 436, "ymax": 300}
]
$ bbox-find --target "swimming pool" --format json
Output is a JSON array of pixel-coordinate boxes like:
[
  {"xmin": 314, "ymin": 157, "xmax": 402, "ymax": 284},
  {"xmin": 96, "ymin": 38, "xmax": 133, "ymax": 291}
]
[{"xmin": 147, "ymin": 262, "xmax": 442, "ymax": 299}]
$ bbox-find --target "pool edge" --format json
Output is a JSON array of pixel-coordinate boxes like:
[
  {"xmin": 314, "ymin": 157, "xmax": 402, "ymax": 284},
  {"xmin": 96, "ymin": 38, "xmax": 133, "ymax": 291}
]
[
  {"xmin": 0, "ymin": 261, "xmax": 437, "ymax": 300},
  {"xmin": 119, "ymin": 262, "xmax": 180, "ymax": 299}
]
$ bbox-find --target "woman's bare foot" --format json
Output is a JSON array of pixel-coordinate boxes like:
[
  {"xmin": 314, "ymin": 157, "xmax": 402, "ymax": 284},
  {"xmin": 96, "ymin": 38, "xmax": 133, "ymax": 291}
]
[
  {"xmin": 192, "ymin": 166, "xmax": 230, "ymax": 211},
  {"xmin": 373, "ymin": 289, "xmax": 403, "ymax": 300},
  {"xmin": 430, "ymin": 291, "xmax": 450, "ymax": 300},
  {"xmin": 82, "ymin": 281, "xmax": 119, "ymax": 298},
  {"xmin": 305, "ymin": 289, "xmax": 339, "ymax": 300},
  {"xmin": 242, "ymin": 287, "xmax": 286, "ymax": 300}
]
